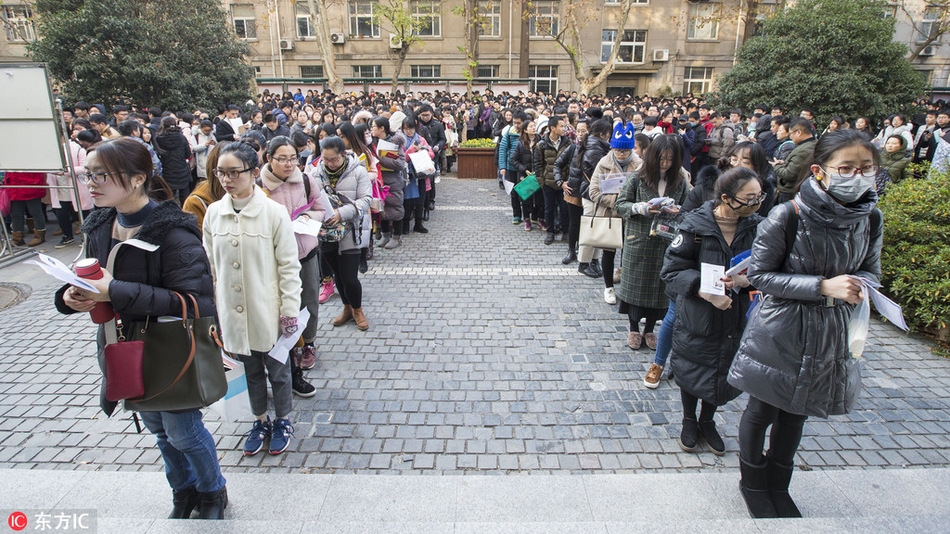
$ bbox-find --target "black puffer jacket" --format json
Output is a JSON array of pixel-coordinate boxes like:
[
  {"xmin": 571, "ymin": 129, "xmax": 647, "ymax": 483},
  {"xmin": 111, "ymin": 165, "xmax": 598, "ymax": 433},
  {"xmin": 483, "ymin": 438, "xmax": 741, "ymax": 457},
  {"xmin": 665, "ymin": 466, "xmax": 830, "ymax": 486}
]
[
  {"xmin": 661, "ymin": 201, "xmax": 762, "ymax": 406},
  {"xmin": 54, "ymin": 201, "xmax": 215, "ymax": 416},
  {"xmin": 562, "ymin": 135, "xmax": 610, "ymax": 201},
  {"xmin": 512, "ymin": 137, "xmax": 537, "ymax": 180},
  {"xmin": 154, "ymin": 131, "xmax": 192, "ymax": 190},
  {"xmin": 727, "ymin": 178, "xmax": 883, "ymax": 417}
]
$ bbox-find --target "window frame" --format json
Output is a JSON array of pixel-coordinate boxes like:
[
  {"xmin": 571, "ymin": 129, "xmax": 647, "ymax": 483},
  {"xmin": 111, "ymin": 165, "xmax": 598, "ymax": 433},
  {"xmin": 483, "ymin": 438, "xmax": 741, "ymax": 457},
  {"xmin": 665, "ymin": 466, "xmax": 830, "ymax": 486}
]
[
  {"xmin": 411, "ymin": 0, "xmax": 442, "ymax": 38},
  {"xmin": 295, "ymin": 2, "xmax": 315, "ymax": 39},
  {"xmin": 683, "ymin": 66, "xmax": 714, "ymax": 95},
  {"xmin": 352, "ymin": 65, "xmax": 383, "ymax": 78},
  {"xmin": 601, "ymin": 29, "xmax": 647, "ymax": 64},
  {"xmin": 477, "ymin": 64, "xmax": 500, "ymax": 79},
  {"xmin": 687, "ymin": 2, "xmax": 720, "ymax": 41},
  {"xmin": 231, "ymin": 4, "xmax": 258, "ymax": 41},
  {"xmin": 919, "ymin": 7, "xmax": 942, "ymax": 43},
  {"xmin": 529, "ymin": 0, "xmax": 559, "ymax": 38},
  {"xmin": 2, "ymin": 5, "xmax": 35, "ymax": 42},
  {"xmin": 300, "ymin": 65, "xmax": 325, "ymax": 79},
  {"xmin": 605, "ymin": 0, "xmax": 648, "ymax": 4},
  {"xmin": 477, "ymin": 0, "xmax": 501, "ymax": 37},
  {"xmin": 349, "ymin": 0, "xmax": 380, "ymax": 38},
  {"xmin": 410, "ymin": 65, "xmax": 442, "ymax": 78},
  {"xmin": 529, "ymin": 65, "xmax": 558, "ymax": 94}
]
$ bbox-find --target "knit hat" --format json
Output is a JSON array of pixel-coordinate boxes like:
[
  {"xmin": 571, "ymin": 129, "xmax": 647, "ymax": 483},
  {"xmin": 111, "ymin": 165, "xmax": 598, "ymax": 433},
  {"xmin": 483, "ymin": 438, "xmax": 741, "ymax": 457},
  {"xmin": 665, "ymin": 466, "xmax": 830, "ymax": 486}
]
[
  {"xmin": 390, "ymin": 111, "xmax": 406, "ymax": 132},
  {"xmin": 610, "ymin": 121, "xmax": 635, "ymax": 150}
]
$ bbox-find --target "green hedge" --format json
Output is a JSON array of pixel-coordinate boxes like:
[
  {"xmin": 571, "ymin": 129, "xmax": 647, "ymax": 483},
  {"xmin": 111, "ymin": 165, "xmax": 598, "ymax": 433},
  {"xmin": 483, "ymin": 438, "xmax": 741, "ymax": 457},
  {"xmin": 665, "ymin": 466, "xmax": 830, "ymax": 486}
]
[{"xmin": 878, "ymin": 175, "xmax": 950, "ymax": 344}]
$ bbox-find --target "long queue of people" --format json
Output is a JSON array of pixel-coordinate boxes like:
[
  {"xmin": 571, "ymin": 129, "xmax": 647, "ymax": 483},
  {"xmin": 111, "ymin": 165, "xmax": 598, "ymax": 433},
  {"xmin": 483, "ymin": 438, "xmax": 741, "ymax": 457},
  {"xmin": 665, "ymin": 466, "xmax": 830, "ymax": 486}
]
[{"xmin": 10, "ymin": 88, "xmax": 915, "ymax": 521}]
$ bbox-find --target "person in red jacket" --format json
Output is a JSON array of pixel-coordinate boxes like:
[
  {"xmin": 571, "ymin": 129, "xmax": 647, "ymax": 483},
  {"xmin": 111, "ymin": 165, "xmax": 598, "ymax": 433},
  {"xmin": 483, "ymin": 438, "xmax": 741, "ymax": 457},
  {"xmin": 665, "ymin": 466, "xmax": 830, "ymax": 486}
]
[{"xmin": 5, "ymin": 171, "xmax": 47, "ymax": 246}]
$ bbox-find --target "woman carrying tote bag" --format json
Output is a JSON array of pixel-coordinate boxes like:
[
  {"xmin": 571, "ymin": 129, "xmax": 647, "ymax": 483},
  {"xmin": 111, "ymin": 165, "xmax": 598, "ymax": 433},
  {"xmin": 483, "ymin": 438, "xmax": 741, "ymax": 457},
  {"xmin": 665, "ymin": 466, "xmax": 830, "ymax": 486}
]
[{"xmin": 54, "ymin": 138, "xmax": 228, "ymax": 520}]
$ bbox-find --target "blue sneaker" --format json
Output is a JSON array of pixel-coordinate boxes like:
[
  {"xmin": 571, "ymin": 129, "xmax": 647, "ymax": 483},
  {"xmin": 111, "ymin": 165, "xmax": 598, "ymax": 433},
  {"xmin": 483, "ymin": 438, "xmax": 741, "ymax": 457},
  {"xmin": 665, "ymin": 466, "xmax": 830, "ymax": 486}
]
[
  {"xmin": 243, "ymin": 417, "xmax": 271, "ymax": 456},
  {"xmin": 270, "ymin": 418, "xmax": 294, "ymax": 455}
]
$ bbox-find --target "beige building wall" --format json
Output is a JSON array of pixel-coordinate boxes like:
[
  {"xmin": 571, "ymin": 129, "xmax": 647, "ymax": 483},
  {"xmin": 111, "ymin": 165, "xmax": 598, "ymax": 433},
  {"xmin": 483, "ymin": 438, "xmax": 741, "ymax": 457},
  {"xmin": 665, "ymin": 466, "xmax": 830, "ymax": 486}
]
[{"xmin": 4, "ymin": 0, "xmax": 950, "ymax": 99}]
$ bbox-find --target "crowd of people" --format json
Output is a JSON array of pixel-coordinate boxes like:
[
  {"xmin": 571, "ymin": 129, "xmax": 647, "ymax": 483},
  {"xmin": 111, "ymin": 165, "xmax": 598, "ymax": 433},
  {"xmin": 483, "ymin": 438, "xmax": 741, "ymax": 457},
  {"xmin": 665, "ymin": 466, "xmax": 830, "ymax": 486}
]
[{"xmin": 2, "ymin": 86, "xmax": 924, "ymax": 520}]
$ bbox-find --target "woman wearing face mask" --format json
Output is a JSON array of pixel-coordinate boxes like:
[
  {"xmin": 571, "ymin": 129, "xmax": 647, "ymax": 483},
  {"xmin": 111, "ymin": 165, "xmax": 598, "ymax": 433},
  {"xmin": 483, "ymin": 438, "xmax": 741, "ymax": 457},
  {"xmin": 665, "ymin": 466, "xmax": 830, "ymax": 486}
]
[
  {"xmin": 682, "ymin": 142, "xmax": 776, "ymax": 217},
  {"xmin": 660, "ymin": 167, "xmax": 764, "ymax": 456},
  {"xmin": 727, "ymin": 130, "xmax": 883, "ymax": 518},
  {"xmin": 588, "ymin": 122, "xmax": 643, "ymax": 304}
]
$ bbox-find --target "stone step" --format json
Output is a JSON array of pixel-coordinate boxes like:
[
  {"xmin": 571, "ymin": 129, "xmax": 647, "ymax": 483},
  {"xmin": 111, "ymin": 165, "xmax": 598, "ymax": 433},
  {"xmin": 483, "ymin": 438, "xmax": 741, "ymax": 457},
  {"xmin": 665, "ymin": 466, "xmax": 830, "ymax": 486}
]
[{"xmin": 2, "ymin": 467, "xmax": 948, "ymax": 533}]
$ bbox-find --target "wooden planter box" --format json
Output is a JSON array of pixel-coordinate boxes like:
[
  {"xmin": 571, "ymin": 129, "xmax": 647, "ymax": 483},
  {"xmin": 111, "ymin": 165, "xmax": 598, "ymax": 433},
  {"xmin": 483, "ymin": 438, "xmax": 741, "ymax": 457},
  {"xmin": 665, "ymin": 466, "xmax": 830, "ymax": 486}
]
[{"xmin": 456, "ymin": 147, "xmax": 497, "ymax": 179}]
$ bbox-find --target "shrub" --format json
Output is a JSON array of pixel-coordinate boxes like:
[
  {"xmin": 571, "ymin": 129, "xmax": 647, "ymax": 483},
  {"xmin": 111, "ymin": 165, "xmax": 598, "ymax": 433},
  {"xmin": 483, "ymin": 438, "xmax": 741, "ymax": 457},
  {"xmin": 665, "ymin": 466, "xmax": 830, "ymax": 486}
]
[
  {"xmin": 459, "ymin": 138, "xmax": 497, "ymax": 148},
  {"xmin": 878, "ymin": 175, "xmax": 950, "ymax": 344}
]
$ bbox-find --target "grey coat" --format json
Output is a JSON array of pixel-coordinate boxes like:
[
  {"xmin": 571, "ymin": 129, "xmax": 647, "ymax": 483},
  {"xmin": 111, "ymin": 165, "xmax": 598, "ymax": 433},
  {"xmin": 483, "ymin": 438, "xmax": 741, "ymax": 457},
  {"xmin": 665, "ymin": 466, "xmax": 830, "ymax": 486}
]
[
  {"xmin": 727, "ymin": 178, "xmax": 883, "ymax": 418},
  {"xmin": 312, "ymin": 153, "xmax": 373, "ymax": 253}
]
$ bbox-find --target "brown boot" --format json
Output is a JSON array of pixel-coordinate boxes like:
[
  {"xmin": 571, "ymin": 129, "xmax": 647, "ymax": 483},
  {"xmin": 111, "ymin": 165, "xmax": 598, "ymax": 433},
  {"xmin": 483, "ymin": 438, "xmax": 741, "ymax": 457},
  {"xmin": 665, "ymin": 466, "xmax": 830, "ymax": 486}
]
[
  {"xmin": 331, "ymin": 305, "xmax": 353, "ymax": 327},
  {"xmin": 28, "ymin": 229, "xmax": 46, "ymax": 247},
  {"xmin": 10, "ymin": 231, "xmax": 26, "ymax": 246},
  {"xmin": 352, "ymin": 307, "xmax": 369, "ymax": 331}
]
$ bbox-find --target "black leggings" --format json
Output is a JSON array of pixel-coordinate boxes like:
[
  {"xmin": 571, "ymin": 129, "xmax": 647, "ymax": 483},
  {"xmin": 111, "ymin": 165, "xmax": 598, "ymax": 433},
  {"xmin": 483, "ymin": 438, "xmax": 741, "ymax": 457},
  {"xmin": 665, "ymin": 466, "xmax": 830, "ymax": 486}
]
[
  {"xmin": 320, "ymin": 242, "xmax": 363, "ymax": 308},
  {"xmin": 627, "ymin": 306, "xmax": 665, "ymax": 334},
  {"xmin": 602, "ymin": 249, "xmax": 616, "ymax": 288},
  {"xmin": 681, "ymin": 389, "xmax": 717, "ymax": 421},
  {"xmin": 566, "ymin": 202, "xmax": 583, "ymax": 251},
  {"xmin": 738, "ymin": 396, "xmax": 808, "ymax": 465}
]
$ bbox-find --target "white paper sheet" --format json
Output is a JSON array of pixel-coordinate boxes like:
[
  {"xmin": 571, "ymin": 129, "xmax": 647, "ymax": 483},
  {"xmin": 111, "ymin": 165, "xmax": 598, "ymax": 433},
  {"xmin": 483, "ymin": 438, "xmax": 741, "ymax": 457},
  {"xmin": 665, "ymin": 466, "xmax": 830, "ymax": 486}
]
[
  {"xmin": 267, "ymin": 307, "xmax": 310, "ymax": 363},
  {"xmin": 376, "ymin": 139, "xmax": 400, "ymax": 158},
  {"xmin": 700, "ymin": 262, "xmax": 726, "ymax": 296},
  {"xmin": 408, "ymin": 151, "xmax": 436, "ymax": 174},
  {"xmin": 866, "ymin": 285, "xmax": 910, "ymax": 331},
  {"xmin": 27, "ymin": 254, "xmax": 99, "ymax": 293},
  {"xmin": 292, "ymin": 217, "xmax": 322, "ymax": 237},
  {"xmin": 503, "ymin": 179, "xmax": 514, "ymax": 196},
  {"xmin": 725, "ymin": 256, "xmax": 753, "ymax": 277},
  {"xmin": 599, "ymin": 174, "xmax": 625, "ymax": 195}
]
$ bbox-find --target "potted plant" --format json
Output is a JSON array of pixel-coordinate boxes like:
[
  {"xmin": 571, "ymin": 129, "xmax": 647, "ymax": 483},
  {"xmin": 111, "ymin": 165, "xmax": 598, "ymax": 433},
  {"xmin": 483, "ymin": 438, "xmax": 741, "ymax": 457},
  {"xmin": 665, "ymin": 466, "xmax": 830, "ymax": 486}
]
[{"xmin": 456, "ymin": 138, "xmax": 497, "ymax": 179}]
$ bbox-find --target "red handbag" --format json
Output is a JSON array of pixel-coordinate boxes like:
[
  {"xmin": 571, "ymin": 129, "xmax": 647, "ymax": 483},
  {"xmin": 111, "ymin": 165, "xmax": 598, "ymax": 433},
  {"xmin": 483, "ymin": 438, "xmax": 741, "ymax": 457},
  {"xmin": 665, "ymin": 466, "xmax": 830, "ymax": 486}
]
[{"xmin": 104, "ymin": 315, "xmax": 145, "ymax": 402}]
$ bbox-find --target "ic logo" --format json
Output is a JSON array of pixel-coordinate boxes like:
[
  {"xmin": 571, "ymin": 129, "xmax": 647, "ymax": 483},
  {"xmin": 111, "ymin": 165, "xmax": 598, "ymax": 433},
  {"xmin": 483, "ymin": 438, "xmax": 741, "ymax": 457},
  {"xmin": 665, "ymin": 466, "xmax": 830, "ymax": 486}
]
[{"xmin": 7, "ymin": 512, "xmax": 27, "ymax": 531}]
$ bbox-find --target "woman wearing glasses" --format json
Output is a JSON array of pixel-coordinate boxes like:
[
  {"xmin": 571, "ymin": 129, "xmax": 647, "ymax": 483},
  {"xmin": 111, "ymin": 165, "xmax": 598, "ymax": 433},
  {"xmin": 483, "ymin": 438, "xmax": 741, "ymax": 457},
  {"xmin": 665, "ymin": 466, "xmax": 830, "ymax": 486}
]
[
  {"xmin": 203, "ymin": 141, "xmax": 302, "ymax": 459},
  {"xmin": 660, "ymin": 167, "xmax": 764, "ymax": 456},
  {"xmin": 727, "ymin": 130, "xmax": 883, "ymax": 518},
  {"xmin": 54, "ymin": 138, "xmax": 229, "ymax": 519}
]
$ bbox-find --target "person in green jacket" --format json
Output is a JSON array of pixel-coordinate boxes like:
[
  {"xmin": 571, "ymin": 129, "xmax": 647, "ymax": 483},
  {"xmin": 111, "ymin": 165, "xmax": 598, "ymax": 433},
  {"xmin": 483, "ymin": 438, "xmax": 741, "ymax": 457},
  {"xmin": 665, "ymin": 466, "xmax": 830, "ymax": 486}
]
[
  {"xmin": 771, "ymin": 117, "xmax": 817, "ymax": 203},
  {"xmin": 880, "ymin": 134, "xmax": 912, "ymax": 185}
]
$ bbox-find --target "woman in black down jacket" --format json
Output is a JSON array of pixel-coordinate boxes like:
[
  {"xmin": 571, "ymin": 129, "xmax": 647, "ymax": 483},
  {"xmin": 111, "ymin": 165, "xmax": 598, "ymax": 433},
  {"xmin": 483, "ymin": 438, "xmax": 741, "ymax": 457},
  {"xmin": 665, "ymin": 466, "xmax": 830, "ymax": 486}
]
[
  {"xmin": 565, "ymin": 118, "xmax": 612, "ymax": 276},
  {"xmin": 155, "ymin": 116, "xmax": 193, "ymax": 205},
  {"xmin": 660, "ymin": 167, "xmax": 765, "ymax": 458},
  {"xmin": 512, "ymin": 120, "xmax": 542, "ymax": 228}
]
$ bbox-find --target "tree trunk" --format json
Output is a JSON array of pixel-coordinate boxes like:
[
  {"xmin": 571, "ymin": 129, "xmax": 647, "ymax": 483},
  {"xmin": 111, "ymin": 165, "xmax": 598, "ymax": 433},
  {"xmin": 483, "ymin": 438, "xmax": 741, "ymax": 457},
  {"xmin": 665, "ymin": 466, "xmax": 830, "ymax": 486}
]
[
  {"xmin": 391, "ymin": 46, "xmax": 409, "ymax": 96},
  {"xmin": 519, "ymin": 1, "xmax": 530, "ymax": 78},
  {"xmin": 309, "ymin": 0, "xmax": 344, "ymax": 94}
]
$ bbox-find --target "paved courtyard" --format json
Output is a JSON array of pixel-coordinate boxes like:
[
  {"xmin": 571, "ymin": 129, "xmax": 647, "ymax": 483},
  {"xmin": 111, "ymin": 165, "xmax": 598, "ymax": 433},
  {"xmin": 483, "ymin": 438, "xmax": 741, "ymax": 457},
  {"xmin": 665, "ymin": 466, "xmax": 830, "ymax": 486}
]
[{"xmin": 1, "ymin": 175, "xmax": 949, "ymax": 477}]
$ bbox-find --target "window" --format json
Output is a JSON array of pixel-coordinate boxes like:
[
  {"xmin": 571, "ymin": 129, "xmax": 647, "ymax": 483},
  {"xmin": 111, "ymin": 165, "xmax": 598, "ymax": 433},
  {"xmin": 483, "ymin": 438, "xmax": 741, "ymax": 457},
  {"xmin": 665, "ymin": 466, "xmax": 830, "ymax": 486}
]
[
  {"xmin": 2, "ymin": 5, "xmax": 34, "ymax": 42},
  {"xmin": 353, "ymin": 65, "xmax": 382, "ymax": 78},
  {"xmin": 296, "ymin": 2, "xmax": 315, "ymax": 39},
  {"xmin": 411, "ymin": 65, "xmax": 441, "ymax": 78},
  {"xmin": 688, "ymin": 3, "xmax": 720, "ymax": 40},
  {"xmin": 301, "ymin": 65, "xmax": 325, "ymax": 78},
  {"xmin": 605, "ymin": 0, "xmax": 648, "ymax": 4},
  {"xmin": 477, "ymin": 64, "xmax": 500, "ymax": 78},
  {"xmin": 349, "ymin": 0, "xmax": 379, "ymax": 38},
  {"xmin": 882, "ymin": 5, "xmax": 897, "ymax": 18},
  {"xmin": 919, "ymin": 7, "xmax": 942, "ymax": 43},
  {"xmin": 683, "ymin": 67, "xmax": 714, "ymax": 95},
  {"xmin": 231, "ymin": 4, "xmax": 256, "ymax": 39},
  {"xmin": 601, "ymin": 30, "xmax": 646, "ymax": 63},
  {"xmin": 411, "ymin": 1, "xmax": 441, "ymax": 37},
  {"xmin": 529, "ymin": 65, "xmax": 558, "ymax": 94},
  {"xmin": 529, "ymin": 1, "xmax": 559, "ymax": 37},
  {"xmin": 478, "ymin": 0, "xmax": 501, "ymax": 37}
]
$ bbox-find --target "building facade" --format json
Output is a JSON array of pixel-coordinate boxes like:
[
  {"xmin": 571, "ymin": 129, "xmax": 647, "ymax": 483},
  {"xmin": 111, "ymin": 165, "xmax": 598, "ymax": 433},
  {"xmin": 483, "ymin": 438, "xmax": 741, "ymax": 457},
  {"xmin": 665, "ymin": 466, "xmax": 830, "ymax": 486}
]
[{"xmin": 2, "ymin": 0, "xmax": 950, "ymax": 98}]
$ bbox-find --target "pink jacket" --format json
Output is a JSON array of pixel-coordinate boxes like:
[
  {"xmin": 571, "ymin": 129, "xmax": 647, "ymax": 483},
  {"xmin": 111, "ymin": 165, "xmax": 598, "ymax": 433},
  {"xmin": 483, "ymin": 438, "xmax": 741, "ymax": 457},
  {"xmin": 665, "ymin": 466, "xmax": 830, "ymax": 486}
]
[{"xmin": 258, "ymin": 164, "xmax": 327, "ymax": 260}]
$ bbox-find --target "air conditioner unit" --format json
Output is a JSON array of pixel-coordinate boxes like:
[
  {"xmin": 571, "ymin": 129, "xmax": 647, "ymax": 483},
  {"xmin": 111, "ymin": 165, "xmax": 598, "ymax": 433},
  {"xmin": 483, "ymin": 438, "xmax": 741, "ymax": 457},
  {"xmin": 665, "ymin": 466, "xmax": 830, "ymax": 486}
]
[
  {"xmin": 653, "ymin": 49, "xmax": 670, "ymax": 62},
  {"xmin": 920, "ymin": 45, "xmax": 936, "ymax": 56},
  {"xmin": 389, "ymin": 33, "xmax": 402, "ymax": 49},
  {"xmin": 279, "ymin": 39, "xmax": 294, "ymax": 51},
  {"xmin": 330, "ymin": 32, "xmax": 345, "ymax": 44}
]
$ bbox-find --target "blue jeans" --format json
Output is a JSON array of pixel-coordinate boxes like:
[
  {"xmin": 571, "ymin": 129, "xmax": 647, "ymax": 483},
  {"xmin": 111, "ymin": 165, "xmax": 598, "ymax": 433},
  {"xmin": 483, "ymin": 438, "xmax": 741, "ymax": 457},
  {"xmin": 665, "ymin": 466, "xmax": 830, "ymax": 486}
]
[
  {"xmin": 654, "ymin": 300, "xmax": 675, "ymax": 367},
  {"xmin": 140, "ymin": 410, "xmax": 226, "ymax": 493}
]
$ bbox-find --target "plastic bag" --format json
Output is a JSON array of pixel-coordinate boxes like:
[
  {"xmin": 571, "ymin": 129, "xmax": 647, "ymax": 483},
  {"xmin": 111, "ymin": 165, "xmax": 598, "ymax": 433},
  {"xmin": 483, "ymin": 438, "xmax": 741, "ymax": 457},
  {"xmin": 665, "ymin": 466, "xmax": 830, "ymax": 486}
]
[{"xmin": 847, "ymin": 288, "xmax": 871, "ymax": 359}]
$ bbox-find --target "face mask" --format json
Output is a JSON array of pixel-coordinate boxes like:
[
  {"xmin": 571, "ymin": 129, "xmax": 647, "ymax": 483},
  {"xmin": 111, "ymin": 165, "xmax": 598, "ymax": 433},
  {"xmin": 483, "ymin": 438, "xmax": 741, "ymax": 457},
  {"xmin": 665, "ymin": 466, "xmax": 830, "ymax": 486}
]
[
  {"xmin": 821, "ymin": 170, "xmax": 874, "ymax": 203},
  {"xmin": 614, "ymin": 152, "xmax": 634, "ymax": 165}
]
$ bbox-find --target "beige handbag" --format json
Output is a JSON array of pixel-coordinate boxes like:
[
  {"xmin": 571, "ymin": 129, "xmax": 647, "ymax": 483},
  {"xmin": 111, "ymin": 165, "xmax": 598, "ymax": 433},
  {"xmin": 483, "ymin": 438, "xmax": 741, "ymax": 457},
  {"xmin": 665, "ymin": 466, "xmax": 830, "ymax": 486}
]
[{"xmin": 579, "ymin": 198, "xmax": 623, "ymax": 250}]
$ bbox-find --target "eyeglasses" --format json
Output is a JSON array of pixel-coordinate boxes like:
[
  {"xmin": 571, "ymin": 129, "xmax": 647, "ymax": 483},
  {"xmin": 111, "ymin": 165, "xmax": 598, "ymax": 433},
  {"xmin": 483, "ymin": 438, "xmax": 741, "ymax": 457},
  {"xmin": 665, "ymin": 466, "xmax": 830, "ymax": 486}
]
[
  {"xmin": 80, "ymin": 171, "xmax": 121, "ymax": 184},
  {"xmin": 271, "ymin": 156, "xmax": 297, "ymax": 165},
  {"xmin": 730, "ymin": 192, "xmax": 768, "ymax": 207},
  {"xmin": 213, "ymin": 167, "xmax": 253, "ymax": 180},
  {"xmin": 820, "ymin": 164, "xmax": 879, "ymax": 178}
]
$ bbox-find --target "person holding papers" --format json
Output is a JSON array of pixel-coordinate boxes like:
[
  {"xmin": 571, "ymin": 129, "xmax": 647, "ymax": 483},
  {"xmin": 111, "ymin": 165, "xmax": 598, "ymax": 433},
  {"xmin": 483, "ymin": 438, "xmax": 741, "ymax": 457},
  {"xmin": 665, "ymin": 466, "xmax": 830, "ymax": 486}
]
[
  {"xmin": 727, "ymin": 130, "xmax": 883, "ymax": 518},
  {"xmin": 203, "ymin": 141, "xmax": 302, "ymax": 457},
  {"xmin": 258, "ymin": 136, "xmax": 326, "ymax": 395},
  {"xmin": 372, "ymin": 115, "xmax": 408, "ymax": 249},
  {"xmin": 660, "ymin": 167, "xmax": 764, "ymax": 457}
]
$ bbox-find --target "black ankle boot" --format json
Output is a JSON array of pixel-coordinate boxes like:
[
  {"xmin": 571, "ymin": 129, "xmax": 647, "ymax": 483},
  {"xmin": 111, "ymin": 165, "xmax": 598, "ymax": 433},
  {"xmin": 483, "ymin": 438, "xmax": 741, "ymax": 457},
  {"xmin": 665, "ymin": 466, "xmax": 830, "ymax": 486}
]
[
  {"xmin": 562, "ymin": 249, "xmax": 577, "ymax": 264},
  {"xmin": 739, "ymin": 458, "xmax": 778, "ymax": 518},
  {"xmin": 767, "ymin": 457, "xmax": 802, "ymax": 518},
  {"xmin": 679, "ymin": 417, "xmax": 699, "ymax": 452},
  {"xmin": 197, "ymin": 486, "xmax": 228, "ymax": 520},
  {"xmin": 413, "ymin": 220, "xmax": 428, "ymax": 233},
  {"xmin": 169, "ymin": 486, "xmax": 200, "ymax": 519},
  {"xmin": 698, "ymin": 419, "xmax": 725, "ymax": 455}
]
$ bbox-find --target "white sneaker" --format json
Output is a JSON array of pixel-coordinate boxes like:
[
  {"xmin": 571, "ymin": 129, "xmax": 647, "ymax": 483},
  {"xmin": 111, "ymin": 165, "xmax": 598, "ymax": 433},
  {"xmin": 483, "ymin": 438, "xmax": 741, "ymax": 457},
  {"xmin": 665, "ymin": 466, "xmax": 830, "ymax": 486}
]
[{"xmin": 604, "ymin": 287, "xmax": 617, "ymax": 304}]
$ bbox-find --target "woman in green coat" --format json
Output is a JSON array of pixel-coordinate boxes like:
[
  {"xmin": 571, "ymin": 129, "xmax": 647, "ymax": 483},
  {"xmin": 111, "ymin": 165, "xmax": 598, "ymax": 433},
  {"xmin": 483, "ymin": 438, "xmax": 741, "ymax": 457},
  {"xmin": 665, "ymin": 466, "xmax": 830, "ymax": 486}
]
[
  {"xmin": 880, "ymin": 134, "xmax": 911, "ymax": 185},
  {"xmin": 614, "ymin": 134, "xmax": 690, "ymax": 351}
]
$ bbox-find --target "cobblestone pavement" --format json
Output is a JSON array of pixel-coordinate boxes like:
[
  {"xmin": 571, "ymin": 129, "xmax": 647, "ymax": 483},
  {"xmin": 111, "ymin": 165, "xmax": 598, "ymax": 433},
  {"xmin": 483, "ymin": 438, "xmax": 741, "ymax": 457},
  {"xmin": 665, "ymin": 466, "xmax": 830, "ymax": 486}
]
[{"xmin": 1, "ymin": 175, "xmax": 949, "ymax": 476}]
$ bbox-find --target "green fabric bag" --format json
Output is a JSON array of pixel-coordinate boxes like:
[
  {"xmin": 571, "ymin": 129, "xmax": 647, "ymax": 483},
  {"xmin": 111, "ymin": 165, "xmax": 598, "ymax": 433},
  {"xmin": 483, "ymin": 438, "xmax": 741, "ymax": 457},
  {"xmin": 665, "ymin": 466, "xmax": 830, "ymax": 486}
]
[{"xmin": 513, "ymin": 173, "xmax": 541, "ymax": 201}]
